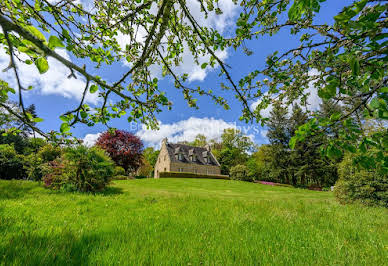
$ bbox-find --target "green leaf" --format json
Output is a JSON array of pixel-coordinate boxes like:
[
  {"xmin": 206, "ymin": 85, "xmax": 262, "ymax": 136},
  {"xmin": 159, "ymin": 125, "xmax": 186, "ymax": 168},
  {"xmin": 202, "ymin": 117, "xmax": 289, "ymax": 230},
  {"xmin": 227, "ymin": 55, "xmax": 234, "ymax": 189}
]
[
  {"xmin": 48, "ymin": 35, "xmax": 65, "ymax": 49},
  {"xmin": 201, "ymin": 63, "xmax": 208, "ymax": 69},
  {"xmin": 350, "ymin": 57, "xmax": 360, "ymax": 76},
  {"xmin": 60, "ymin": 115, "xmax": 69, "ymax": 122},
  {"xmin": 25, "ymin": 25, "xmax": 46, "ymax": 42},
  {"xmin": 80, "ymin": 111, "xmax": 87, "ymax": 119},
  {"xmin": 369, "ymin": 97, "xmax": 380, "ymax": 109},
  {"xmin": 89, "ymin": 84, "xmax": 98, "ymax": 93},
  {"xmin": 60, "ymin": 123, "xmax": 70, "ymax": 133},
  {"xmin": 330, "ymin": 112, "xmax": 342, "ymax": 121},
  {"xmin": 32, "ymin": 117, "xmax": 44, "ymax": 123},
  {"xmin": 35, "ymin": 57, "xmax": 49, "ymax": 74},
  {"xmin": 380, "ymin": 87, "xmax": 388, "ymax": 93},
  {"xmin": 289, "ymin": 136, "xmax": 297, "ymax": 149}
]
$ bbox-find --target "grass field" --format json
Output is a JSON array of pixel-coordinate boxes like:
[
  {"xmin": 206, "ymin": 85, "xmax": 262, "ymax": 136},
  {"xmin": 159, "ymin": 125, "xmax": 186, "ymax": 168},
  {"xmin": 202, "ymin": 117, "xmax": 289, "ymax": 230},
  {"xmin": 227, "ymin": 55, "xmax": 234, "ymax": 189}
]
[{"xmin": 0, "ymin": 178, "xmax": 387, "ymax": 265}]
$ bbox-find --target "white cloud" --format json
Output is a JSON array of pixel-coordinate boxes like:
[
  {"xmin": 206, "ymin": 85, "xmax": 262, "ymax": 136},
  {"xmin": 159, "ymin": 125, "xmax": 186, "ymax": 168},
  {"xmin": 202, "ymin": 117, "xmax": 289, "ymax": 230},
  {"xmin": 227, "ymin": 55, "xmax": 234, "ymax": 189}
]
[
  {"xmin": 83, "ymin": 133, "xmax": 101, "ymax": 147},
  {"xmin": 250, "ymin": 69, "xmax": 322, "ymax": 117},
  {"xmin": 136, "ymin": 117, "xmax": 238, "ymax": 147},
  {"xmin": 0, "ymin": 48, "xmax": 100, "ymax": 105},
  {"xmin": 116, "ymin": 0, "xmax": 238, "ymax": 82},
  {"xmin": 83, "ymin": 117, "xmax": 260, "ymax": 148},
  {"xmin": 260, "ymin": 129, "xmax": 268, "ymax": 139}
]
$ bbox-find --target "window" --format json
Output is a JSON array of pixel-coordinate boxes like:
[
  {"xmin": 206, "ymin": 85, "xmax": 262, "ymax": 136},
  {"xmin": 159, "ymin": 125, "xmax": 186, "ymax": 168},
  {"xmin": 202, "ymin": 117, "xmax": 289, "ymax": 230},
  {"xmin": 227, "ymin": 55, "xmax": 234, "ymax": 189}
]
[
  {"xmin": 178, "ymin": 154, "xmax": 183, "ymax": 160},
  {"xmin": 179, "ymin": 168, "xmax": 184, "ymax": 172},
  {"xmin": 164, "ymin": 155, "xmax": 166, "ymax": 161},
  {"xmin": 164, "ymin": 167, "xmax": 166, "ymax": 172},
  {"xmin": 194, "ymin": 169, "xmax": 198, "ymax": 174},
  {"xmin": 175, "ymin": 154, "xmax": 178, "ymax": 160},
  {"xmin": 159, "ymin": 158, "xmax": 160, "ymax": 163}
]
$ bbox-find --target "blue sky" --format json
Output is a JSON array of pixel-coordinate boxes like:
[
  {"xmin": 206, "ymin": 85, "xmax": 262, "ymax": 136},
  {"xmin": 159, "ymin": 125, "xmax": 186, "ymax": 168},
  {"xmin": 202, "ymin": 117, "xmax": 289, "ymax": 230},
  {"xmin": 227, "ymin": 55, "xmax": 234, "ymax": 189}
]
[{"xmin": 0, "ymin": 0, "xmax": 352, "ymax": 148}]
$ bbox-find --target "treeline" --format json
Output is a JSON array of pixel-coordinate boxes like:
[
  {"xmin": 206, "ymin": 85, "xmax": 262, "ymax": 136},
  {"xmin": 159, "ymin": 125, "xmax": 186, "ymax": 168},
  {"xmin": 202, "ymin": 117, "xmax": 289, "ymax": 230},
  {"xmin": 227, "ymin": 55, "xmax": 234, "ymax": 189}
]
[{"xmin": 181, "ymin": 101, "xmax": 386, "ymax": 206}]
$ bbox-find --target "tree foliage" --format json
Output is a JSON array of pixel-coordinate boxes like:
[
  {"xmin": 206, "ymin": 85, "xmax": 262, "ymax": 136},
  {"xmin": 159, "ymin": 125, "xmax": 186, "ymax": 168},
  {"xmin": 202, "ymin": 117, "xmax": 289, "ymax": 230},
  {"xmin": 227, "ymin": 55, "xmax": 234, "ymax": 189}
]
[
  {"xmin": 264, "ymin": 103, "xmax": 339, "ymax": 187},
  {"xmin": 95, "ymin": 129, "xmax": 143, "ymax": 172},
  {"xmin": 0, "ymin": 0, "xmax": 386, "ymax": 170}
]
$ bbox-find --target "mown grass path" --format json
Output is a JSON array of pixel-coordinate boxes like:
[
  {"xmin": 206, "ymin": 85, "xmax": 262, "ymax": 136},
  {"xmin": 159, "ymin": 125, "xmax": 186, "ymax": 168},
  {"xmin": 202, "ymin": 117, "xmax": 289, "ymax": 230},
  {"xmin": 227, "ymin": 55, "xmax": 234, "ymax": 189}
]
[{"xmin": 0, "ymin": 179, "xmax": 387, "ymax": 265}]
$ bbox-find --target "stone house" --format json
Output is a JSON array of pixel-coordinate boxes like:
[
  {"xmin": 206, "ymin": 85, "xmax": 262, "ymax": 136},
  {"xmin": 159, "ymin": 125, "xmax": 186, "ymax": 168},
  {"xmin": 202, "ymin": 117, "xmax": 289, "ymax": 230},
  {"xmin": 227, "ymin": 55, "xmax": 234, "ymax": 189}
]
[{"xmin": 154, "ymin": 138, "xmax": 221, "ymax": 178}]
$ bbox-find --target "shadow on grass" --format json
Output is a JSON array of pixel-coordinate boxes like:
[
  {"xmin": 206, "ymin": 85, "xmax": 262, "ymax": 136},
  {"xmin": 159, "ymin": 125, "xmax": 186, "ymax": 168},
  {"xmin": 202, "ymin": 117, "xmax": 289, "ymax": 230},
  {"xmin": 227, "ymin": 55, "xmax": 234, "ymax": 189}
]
[
  {"xmin": 0, "ymin": 231, "xmax": 103, "ymax": 265},
  {"xmin": 0, "ymin": 180, "xmax": 37, "ymax": 200},
  {"xmin": 99, "ymin": 186, "xmax": 124, "ymax": 196}
]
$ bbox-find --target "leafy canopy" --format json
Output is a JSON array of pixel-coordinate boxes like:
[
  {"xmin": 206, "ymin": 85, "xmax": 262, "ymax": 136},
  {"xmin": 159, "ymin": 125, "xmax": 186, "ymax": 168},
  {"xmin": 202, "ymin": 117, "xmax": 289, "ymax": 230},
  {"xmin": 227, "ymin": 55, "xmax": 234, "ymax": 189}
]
[{"xmin": 0, "ymin": 0, "xmax": 386, "ymax": 170}]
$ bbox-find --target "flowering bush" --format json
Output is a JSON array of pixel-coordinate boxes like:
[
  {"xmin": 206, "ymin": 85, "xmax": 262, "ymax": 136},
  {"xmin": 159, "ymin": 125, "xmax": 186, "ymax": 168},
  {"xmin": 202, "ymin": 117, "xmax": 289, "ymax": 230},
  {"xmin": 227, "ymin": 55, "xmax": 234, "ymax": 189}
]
[
  {"xmin": 43, "ymin": 146, "xmax": 114, "ymax": 192},
  {"xmin": 24, "ymin": 143, "xmax": 62, "ymax": 181}
]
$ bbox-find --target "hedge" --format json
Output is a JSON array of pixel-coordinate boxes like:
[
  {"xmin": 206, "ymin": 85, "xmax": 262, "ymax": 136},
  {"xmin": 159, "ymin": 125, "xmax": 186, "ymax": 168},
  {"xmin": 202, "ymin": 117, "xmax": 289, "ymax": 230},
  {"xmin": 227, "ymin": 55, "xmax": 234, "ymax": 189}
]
[{"xmin": 159, "ymin": 171, "xmax": 229, "ymax": 180}]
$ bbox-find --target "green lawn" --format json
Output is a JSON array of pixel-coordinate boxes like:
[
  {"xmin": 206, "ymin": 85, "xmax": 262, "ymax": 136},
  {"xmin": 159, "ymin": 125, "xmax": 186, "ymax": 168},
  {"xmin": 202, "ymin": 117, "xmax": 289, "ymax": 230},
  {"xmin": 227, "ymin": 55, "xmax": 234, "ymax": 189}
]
[{"xmin": 0, "ymin": 179, "xmax": 387, "ymax": 265}]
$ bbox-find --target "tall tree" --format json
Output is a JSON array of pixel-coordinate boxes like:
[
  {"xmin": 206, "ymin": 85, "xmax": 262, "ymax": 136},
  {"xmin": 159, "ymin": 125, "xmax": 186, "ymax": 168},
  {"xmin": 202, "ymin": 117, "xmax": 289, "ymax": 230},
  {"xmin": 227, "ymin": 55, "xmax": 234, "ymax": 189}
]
[
  {"xmin": 190, "ymin": 134, "xmax": 208, "ymax": 147},
  {"xmin": 217, "ymin": 128, "xmax": 256, "ymax": 175},
  {"xmin": 266, "ymin": 103, "xmax": 291, "ymax": 183}
]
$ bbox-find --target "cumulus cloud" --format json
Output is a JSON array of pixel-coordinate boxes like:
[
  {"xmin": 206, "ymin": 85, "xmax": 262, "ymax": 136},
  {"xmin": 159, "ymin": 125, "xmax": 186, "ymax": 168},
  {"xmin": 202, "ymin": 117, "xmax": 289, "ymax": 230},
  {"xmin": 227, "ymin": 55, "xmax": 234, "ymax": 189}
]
[
  {"xmin": 0, "ymin": 48, "xmax": 100, "ymax": 105},
  {"xmin": 136, "ymin": 117, "xmax": 238, "ymax": 147},
  {"xmin": 83, "ymin": 117, "xmax": 260, "ymax": 147},
  {"xmin": 83, "ymin": 133, "xmax": 101, "ymax": 147}
]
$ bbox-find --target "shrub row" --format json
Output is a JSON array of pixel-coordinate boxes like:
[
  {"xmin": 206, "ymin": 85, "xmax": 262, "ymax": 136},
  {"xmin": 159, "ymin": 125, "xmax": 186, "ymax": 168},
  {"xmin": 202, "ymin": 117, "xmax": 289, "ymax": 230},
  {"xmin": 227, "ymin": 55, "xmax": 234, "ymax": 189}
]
[{"xmin": 159, "ymin": 171, "xmax": 229, "ymax": 180}]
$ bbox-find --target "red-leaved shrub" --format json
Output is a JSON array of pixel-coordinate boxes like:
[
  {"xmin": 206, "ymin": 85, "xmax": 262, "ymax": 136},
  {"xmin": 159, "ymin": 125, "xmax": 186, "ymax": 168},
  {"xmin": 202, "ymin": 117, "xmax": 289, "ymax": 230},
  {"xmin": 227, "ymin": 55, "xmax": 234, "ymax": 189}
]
[{"xmin": 95, "ymin": 130, "xmax": 143, "ymax": 173}]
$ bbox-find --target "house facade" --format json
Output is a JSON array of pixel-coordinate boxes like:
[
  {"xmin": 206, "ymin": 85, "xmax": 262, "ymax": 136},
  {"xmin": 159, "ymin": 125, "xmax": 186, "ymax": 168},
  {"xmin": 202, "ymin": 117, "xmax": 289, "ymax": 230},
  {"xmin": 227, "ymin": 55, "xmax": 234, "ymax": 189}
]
[{"xmin": 154, "ymin": 138, "xmax": 221, "ymax": 178}]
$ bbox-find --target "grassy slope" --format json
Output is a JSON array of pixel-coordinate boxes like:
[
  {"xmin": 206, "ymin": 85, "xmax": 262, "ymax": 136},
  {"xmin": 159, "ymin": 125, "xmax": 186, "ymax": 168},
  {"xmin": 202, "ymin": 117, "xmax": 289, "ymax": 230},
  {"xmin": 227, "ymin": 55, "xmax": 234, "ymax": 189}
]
[{"xmin": 0, "ymin": 179, "xmax": 387, "ymax": 265}]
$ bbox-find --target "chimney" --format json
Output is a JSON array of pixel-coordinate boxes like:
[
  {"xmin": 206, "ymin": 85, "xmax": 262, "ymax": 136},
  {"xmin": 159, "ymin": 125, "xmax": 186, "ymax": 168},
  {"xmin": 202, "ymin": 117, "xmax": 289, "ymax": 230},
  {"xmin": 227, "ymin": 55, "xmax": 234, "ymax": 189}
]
[
  {"xmin": 205, "ymin": 144, "xmax": 211, "ymax": 151},
  {"xmin": 162, "ymin": 137, "xmax": 168, "ymax": 146}
]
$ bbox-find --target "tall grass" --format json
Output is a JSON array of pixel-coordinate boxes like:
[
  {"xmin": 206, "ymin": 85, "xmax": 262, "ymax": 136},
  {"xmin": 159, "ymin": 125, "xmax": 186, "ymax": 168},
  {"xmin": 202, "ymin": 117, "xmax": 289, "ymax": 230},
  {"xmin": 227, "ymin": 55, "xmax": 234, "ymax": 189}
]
[{"xmin": 0, "ymin": 179, "xmax": 387, "ymax": 265}]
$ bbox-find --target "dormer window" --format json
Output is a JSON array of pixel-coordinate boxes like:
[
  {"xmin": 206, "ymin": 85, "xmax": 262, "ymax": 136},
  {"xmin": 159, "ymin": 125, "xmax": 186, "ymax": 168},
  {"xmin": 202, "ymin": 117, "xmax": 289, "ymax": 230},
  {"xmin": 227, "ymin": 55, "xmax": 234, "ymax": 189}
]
[
  {"xmin": 177, "ymin": 153, "xmax": 183, "ymax": 160},
  {"xmin": 190, "ymin": 155, "xmax": 196, "ymax": 162}
]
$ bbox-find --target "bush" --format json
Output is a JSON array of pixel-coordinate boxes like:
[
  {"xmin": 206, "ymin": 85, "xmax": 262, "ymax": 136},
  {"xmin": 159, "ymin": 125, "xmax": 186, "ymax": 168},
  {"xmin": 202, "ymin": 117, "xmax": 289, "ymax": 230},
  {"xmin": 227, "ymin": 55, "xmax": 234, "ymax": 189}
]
[
  {"xmin": 159, "ymin": 171, "xmax": 229, "ymax": 179},
  {"xmin": 0, "ymin": 144, "xmax": 26, "ymax": 179},
  {"xmin": 230, "ymin": 164, "xmax": 253, "ymax": 181},
  {"xmin": 114, "ymin": 166, "xmax": 126, "ymax": 176},
  {"xmin": 43, "ymin": 146, "xmax": 115, "ymax": 192},
  {"xmin": 24, "ymin": 154, "xmax": 44, "ymax": 181},
  {"xmin": 38, "ymin": 144, "xmax": 61, "ymax": 162},
  {"xmin": 23, "ymin": 144, "xmax": 62, "ymax": 181},
  {"xmin": 334, "ymin": 153, "xmax": 388, "ymax": 207}
]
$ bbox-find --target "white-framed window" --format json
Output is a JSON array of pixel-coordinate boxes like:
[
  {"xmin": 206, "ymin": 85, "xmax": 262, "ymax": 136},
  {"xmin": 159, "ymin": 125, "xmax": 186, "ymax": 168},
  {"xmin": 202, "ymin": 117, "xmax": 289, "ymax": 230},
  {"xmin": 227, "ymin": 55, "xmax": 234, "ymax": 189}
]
[
  {"xmin": 179, "ymin": 167, "xmax": 184, "ymax": 172},
  {"xmin": 178, "ymin": 154, "xmax": 183, "ymax": 160}
]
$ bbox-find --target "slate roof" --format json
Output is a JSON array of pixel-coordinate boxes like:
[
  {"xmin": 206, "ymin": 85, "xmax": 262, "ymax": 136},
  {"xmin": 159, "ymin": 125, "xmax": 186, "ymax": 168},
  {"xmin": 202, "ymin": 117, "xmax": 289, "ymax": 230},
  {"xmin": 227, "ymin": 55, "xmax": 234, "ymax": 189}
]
[{"xmin": 165, "ymin": 143, "xmax": 220, "ymax": 166}]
